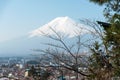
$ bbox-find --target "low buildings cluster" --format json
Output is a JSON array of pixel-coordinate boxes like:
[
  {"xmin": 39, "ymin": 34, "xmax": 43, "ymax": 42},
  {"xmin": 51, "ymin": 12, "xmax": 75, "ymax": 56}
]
[
  {"xmin": 0, "ymin": 57, "xmax": 26, "ymax": 80},
  {"xmin": 0, "ymin": 57, "xmax": 87, "ymax": 80}
]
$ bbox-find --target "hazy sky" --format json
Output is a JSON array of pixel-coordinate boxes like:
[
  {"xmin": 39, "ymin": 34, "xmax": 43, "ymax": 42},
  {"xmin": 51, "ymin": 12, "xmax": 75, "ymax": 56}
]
[{"xmin": 0, "ymin": 0, "xmax": 105, "ymax": 42}]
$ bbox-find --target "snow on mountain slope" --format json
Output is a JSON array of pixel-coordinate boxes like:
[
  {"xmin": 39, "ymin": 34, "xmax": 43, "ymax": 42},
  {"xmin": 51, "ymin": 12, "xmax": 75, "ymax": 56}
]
[{"xmin": 30, "ymin": 16, "xmax": 92, "ymax": 38}]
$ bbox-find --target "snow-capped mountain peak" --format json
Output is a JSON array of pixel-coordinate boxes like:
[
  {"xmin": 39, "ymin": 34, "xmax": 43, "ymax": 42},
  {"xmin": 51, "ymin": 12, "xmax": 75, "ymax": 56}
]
[{"xmin": 30, "ymin": 16, "xmax": 90, "ymax": 38}]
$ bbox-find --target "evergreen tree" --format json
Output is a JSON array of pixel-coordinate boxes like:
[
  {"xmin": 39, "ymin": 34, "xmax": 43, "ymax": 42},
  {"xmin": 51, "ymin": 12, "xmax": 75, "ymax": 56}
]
[{"xmin": 88, "ymin": 0, "xmax": 120, "ymax": 79}]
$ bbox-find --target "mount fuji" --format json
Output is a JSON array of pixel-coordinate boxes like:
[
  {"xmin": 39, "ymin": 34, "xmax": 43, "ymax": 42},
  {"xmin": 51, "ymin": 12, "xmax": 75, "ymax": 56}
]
[
  {"xmin": 30, "ymin": 16, "xmax": 91, "ymax": 38},
  {"xmin": 0, "ymin": 17, "xmax": 95, "ymax": 57}
]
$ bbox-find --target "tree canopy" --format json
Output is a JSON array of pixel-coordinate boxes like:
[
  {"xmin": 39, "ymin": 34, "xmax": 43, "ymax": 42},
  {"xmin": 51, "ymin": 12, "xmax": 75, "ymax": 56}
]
[{"xmin": 88, "ymin": 0, "xmax": 120, "ymax": 79}]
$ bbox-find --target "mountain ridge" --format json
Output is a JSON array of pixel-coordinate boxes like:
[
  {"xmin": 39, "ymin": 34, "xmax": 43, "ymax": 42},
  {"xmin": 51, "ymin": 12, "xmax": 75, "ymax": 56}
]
[
  {"xmin": 0, "ymin": 16, "xmax": 96, "ymax": 56},
  {"xmin": 30, "ymin": 16, "xmax": 91, "ymax": 38}
]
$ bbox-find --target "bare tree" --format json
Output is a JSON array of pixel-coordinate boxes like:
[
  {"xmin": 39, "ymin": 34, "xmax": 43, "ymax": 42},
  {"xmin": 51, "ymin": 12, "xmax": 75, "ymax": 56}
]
[{"xmin": 33, "ymin": 20, "xmax": 106, "ymax": 80}]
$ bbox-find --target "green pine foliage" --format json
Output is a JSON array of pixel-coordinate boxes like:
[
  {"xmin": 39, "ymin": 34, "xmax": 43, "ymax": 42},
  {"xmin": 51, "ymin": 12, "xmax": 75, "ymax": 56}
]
[
  {"xmin": 89, "ymin": 0, "xmax": 109, "ymax": 5},
  {"xmin": 88, "ymin": 0, "xmax": 120, "ymax": 79}
]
